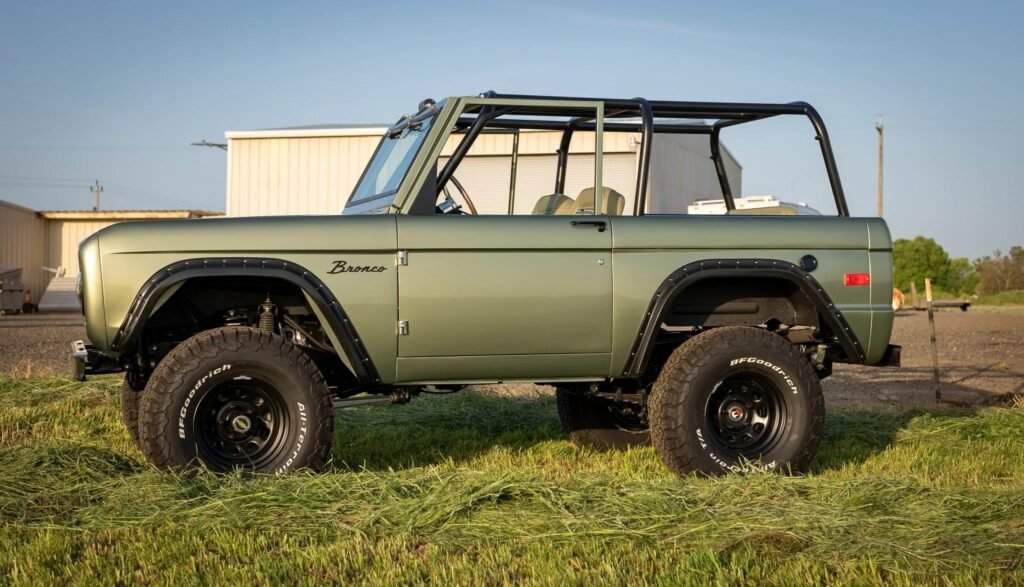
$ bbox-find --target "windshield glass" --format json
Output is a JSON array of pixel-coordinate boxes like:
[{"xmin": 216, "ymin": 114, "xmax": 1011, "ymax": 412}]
[{"xmin": 348, "ymin": 114, "xmax": 436, "ymax": 206}]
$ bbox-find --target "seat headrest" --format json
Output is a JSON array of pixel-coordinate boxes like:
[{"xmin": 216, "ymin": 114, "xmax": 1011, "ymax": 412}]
[
  {"xmin": 532, "ymin": 194, "xmax": 576, "ymax": 215},
  {"xmin": 576, "ymin": 187, "xmax": 626, "ymax": 215}
]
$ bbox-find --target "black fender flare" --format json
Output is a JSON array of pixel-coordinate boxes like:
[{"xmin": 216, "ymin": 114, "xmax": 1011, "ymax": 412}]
[
  {"xmin": 110, "ymin": 258, "xmax": 381, "ymax": 384},
  {"xmin": 623, "ymin": 258, "xmax": 865, "ymax": 377}
]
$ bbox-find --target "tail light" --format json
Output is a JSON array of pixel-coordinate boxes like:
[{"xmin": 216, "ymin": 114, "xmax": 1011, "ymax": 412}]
[{"xmin": 844, "ymin": 273, "xmax": 871, "ymax": 286}]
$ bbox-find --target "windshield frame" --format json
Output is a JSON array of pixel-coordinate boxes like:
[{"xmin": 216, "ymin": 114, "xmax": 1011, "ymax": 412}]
[{"xmin": 343, "ymin": 101, "xmax": 445, "ymax": 212}]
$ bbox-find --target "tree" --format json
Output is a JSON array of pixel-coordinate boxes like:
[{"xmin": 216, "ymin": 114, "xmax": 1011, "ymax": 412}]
[
  {"xmin": 946, "ymin": 257, "xmax": 979, "ymax": 296},
  {"xmin": 892, "ymin": 236, "xmax": 978, "ymax": 296},
  {"xmin": 975, "ymin": 246, "xmax": 1024, "ymax": 294},
  {"xmin": 893, "ymin": 236, "xmax": 948, "ymax": 293}
]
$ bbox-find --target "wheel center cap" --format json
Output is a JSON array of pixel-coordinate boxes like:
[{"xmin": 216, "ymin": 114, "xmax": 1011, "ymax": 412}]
[
  {"xmin": 231, "ymin": 414, "xmax": 252, "ymax": 434},
  {"xmin": 727, "ymin": 404, "xmax": 745, "ymax": 421}
]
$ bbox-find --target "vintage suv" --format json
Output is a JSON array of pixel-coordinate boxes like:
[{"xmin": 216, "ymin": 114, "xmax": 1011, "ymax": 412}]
[{"xmin": 73, "ymin": 92, "xmax": 899, "ymax": 476}]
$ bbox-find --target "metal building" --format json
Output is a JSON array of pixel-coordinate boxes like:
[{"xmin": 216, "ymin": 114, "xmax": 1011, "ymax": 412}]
[
  {"xmin": 225, "ymin": 126, "xmax": 741, "ymax": 216},
  {"xmin": 0, "ymin": 201, "xmax": 220, "ymax": 307}
]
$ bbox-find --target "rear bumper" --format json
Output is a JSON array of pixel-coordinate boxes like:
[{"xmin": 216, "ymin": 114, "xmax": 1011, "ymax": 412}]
[
  {"xmin": 71, "ymin": 340, "xmax": 123, "ymax": 381},
  {"xmin": 876, "ymin": 344, "xmax": 901, "ymax": 367}
]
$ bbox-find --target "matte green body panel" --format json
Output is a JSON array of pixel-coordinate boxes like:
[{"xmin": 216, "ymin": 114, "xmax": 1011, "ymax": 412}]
[
  {"xmin": 396, "ymin": 353, "xmax": 610, "ymax": 384},
  {"xmin": 606, "ymin": 215, "xmax": 893, "ymax": 371},
  {"xmin": 78, "ymin": 233, "xmax": 107, "ymax": 349},
  {"xmin": 395, "ymin": 215, "xmax": 612, "ymax": 381},
  {"xmin": 87, "ymin": 215, "xmax": 401, "ymax": 383},
  {"xmin": 81, "ymin": 212, "xmax": 893, "ymax": 384}
]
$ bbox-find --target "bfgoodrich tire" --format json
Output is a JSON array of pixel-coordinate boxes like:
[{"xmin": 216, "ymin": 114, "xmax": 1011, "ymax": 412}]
[
  {"xmin": 138, "ymin": 327, "xmax": 333, "ymax": 474},
  {"xmin": 649, "ymin": 326, "xmax": 824, "ymax": 476},
  {"xmin": 556, "ymin": 388, "xmax": 649, "ymax": 450}
]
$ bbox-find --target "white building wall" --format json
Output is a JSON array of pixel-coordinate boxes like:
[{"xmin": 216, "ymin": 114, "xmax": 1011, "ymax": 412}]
[
  {"xmin": 0, "ymin": 200, "xmax": 48, "ymax": 297},
  {"xmin": 225, "ymin": 128, "xmax": 741, "ymax": 217},
  {"xmin": 44, "ymin": 220, "xmax": 121, "ymax": 277},
  {"xmin": 226, "ymin": 129, "xmax": 642, "ymax": 217},
  {"xmin": 0, "ymin": 205, "xmax": 220, "ymax": 309}
]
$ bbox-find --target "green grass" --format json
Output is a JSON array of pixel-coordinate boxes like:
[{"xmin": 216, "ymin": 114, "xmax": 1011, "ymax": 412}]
[
  {"xmin": 975, "ymin": 290, "xmax": 1024, "ymax": 306},
  {"xmin": 1, "ymin": 376, "xmax": 1022, "ymax": 585}
]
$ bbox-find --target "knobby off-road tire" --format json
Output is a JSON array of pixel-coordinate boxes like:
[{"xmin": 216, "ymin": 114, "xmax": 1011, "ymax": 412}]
[
  {"xmin": 121, "ymin": 373, "xmax": 146, "ymax": 449},
  {"xmin": 649, "ymin": 326, "xmax": 825, "ymax": 476},
  {"xmin": 138, "ymin": 327, "xmax": 334, "ymax": 474},
  {"xmin": 556, "ymin": 389, "xmax": 649, "ymax": 450}
]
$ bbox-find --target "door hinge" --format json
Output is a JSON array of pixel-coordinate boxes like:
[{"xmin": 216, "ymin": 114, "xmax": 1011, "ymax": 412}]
[
  {"xmin": 398, "ymin": 320, "xmax": 409, "ymax": 335},
  {"xmin": 397, "ymin": 250, "xmax": 408, "ymax": 266}
]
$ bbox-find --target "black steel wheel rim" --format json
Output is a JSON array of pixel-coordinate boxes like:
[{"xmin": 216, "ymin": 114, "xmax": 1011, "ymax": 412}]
[
  {"xmin": 704, "ymin": 372, "xmax": 786, "ymax": 457},
  {"xmin": 194, "ymin": 377, "xmax": 290, "ymax": 471}
]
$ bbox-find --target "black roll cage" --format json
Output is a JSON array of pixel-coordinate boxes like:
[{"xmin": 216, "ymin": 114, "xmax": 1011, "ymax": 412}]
[{"xmin": 442, "ymin": 92, "xmax": 850, "ymax": 217}]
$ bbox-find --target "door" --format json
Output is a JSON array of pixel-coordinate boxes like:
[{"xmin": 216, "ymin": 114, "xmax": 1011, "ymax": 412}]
[{"xmin": 394, "ymin": 214, "xmax": 612, "ymax": 383}]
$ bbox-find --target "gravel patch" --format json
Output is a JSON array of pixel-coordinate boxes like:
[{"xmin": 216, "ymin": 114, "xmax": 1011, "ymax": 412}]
[{"xmin": 2, "ymin": 309, "xmax": 1021, "ymax": 409}]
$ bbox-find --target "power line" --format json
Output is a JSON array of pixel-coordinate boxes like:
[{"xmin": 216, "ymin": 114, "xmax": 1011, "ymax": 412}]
[
  {"xmin": 0, "ymin": 174, "xmax": 94, "ymax": 183},
  {"xmin": 105, "ymin": 182, "xmax": 210, "ymax": 207},
  {"xmin": 0, "ymin": 174, "xmax": 212, "ymax": 209}
]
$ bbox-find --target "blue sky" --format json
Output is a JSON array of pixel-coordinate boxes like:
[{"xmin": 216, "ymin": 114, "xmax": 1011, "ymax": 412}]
[{"xmin": 1, "ymin": 0, "xmax": 1020, "ymax": 259}]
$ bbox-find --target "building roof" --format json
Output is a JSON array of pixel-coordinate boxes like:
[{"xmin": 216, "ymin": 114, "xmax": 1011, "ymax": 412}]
[
  {"xmin": 36, "ymin": 209, "xmax": 223, "ymax": 220},
  {"xmin": 226, "ymin": 124, "xmax": 390, "ymax": 140},
  {"xmin": 1, "ymin": 199, "xmax": 222, "ymax": 220}
]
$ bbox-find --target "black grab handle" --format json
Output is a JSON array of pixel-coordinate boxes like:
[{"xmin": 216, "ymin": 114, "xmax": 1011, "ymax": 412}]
[{"xmin": 570, "ymin": 220, "xmax": 607, "ymax": 232}]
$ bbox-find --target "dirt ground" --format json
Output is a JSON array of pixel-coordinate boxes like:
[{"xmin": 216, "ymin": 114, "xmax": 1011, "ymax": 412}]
[
  {"xmin": 2, "ymin": 310, "xmax": 1022, "ymax": 409},
  {"xmin": 825, "ymin": 309, "xmax": 1024, "ymax": 408}
]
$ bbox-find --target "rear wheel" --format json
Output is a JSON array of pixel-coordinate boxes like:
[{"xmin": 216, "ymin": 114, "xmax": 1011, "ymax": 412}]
[
  {"xmin": 138, "ymin": 327, "xmax": 334, "ymax": 474},
  {"xmin": 556, "ymin": 388, "xmax": 649, "ymax": 449},
  {"xmin": 649, "ymin": 327, "xmax": 824, "ymax": 476}
]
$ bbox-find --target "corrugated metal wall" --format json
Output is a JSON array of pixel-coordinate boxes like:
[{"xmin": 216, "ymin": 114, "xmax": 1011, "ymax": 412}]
[
  {"xmin": 227, "ymin": 135, "xmax": 382, "ymax": 217},
  {"xmin": 1, "ymin": 203, "xmax": 210, "ymax": 305},
  {"xmin": 0, "ymin": 200, "xmax": 47, "ymax": 298},
  {"xmin": 226, "ymin": 129, "xmax": 743, "ymax": 218},
  {"xmin": 45, "ymin": 220, "xmax": 119, "ymax": 278},
  {"xmin": 226, "ymin": 131, "xmax": 641, "ymax": 217}
]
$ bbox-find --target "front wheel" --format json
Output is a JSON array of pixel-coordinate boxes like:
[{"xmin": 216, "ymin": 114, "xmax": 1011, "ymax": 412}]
[
  {"xmin": 138, "ymin": 327, "xmax": 334, "ymax": 474},
  {"xmin": 648, "ymin": 326, "xmax": 825, "ymax": 476}
]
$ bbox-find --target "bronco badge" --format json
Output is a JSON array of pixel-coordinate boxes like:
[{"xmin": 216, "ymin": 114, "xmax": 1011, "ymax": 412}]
[{"xmin": 328, "ymin": 260, "xmax": 387, "ymax": 274}]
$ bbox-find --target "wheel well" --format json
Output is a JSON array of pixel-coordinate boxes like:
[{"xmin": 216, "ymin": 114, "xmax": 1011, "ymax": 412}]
[
  {"xmin": 643, "ymin": 275, "xmax": 831, "ymax": 381},
  {"xmin": 129, "ymin": 276, "xmax": 356, "ymax": 390},
  {"xmin": 662, "ymin": 276, "xmax": 819, "ymax": 330}
]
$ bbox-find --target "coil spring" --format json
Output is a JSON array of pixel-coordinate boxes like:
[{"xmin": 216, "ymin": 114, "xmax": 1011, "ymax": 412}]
[{"xmin": 258, "ymin": 298, "xmax": 276, "ymax": 332}]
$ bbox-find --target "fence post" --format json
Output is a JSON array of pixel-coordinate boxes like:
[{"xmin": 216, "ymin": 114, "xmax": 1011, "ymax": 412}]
[{"xmin": 925, "ymin": 278, "xmax": 941, "ymax": 404}]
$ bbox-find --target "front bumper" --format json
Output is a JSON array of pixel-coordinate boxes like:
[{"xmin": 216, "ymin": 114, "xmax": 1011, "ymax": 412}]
[{"xmin": 71, "ymin": 340, "xmax": 123, "ymax": 381}]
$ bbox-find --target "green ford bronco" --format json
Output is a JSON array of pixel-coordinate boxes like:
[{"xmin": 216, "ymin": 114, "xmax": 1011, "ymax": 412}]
[{"xmin": 73, "ymin": 92, "xmax": 899, "ymax": 476}]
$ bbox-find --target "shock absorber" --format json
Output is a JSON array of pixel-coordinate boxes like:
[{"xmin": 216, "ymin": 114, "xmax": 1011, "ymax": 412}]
[{"xmin": 258, "ymin": 295, "xmax": 276, "ymax": 333}]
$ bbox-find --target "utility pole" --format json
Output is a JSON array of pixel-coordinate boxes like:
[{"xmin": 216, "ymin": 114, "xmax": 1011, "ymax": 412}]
[
  {"xmin": 90, "ymin": 180, "xmax": 103, "ymax": 211},
  {"xmin": 875, "ymin": 116, "xmax": 884, "ymax": 217}
]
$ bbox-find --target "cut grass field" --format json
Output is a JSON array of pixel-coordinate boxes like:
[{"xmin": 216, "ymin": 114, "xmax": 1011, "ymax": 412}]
[{"xmin": 1, "ymin": 375, "xmax": 1022, "ymax": 585}]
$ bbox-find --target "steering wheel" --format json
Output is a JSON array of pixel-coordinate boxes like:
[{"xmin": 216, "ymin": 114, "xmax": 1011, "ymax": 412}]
[{"xmin": 439, "ymin": 175, "xmax": 478, "ymax": 215}]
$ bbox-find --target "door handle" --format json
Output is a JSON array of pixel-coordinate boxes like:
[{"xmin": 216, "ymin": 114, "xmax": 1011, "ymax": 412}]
[{"xmin": 570, "ymin": 220, "xmax": 607, "ymax": 232}]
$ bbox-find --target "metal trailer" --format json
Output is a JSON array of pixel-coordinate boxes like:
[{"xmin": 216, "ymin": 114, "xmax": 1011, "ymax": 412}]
[{"xmin": 0, "ymin": 268, "xmax": 26, "ymax": 314}]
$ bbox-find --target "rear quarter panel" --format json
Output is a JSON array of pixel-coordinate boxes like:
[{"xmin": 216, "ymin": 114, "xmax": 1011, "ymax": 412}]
[{"xmin": 607, "ymin": 215, "xmax": 893, "ymax": 371}]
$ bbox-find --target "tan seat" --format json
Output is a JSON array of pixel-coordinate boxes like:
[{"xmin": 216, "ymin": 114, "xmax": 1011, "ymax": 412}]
[
  {"xmin": 532, "ymin": 193, "xmax": 576, "ymax": 215},
  {"xmin": 575, "ymin": 187, "xmax": 626, "ymax": 215}
]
